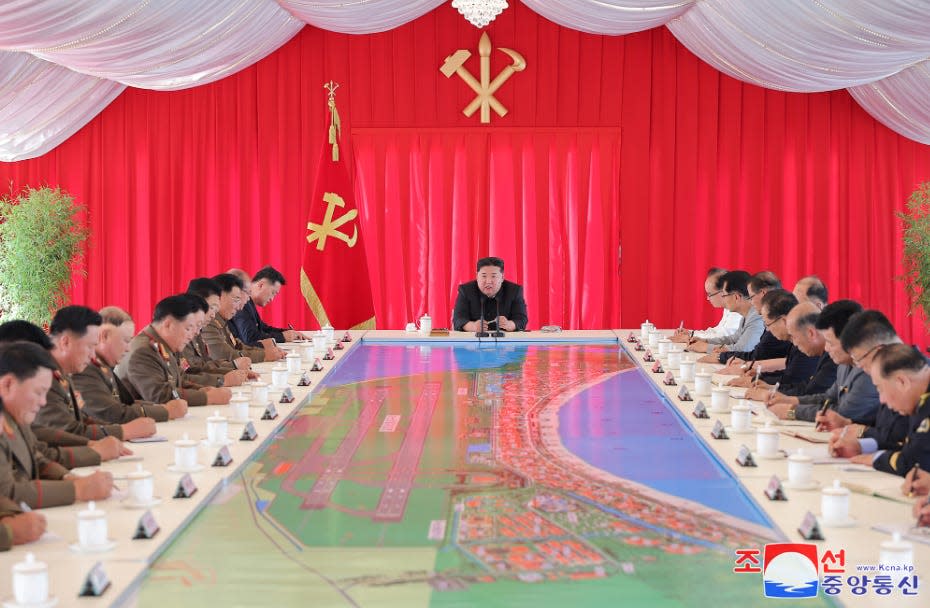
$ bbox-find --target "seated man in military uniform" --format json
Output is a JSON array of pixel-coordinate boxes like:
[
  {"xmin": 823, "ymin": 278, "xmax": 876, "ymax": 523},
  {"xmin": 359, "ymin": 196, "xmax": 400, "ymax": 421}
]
[
  {"xmin": 202, "ymin": 274, "xmax": 283, "ymax": 364},
  {"xmin": 0, "ymin": 342, "xmax": 113, "ymax": 509}
]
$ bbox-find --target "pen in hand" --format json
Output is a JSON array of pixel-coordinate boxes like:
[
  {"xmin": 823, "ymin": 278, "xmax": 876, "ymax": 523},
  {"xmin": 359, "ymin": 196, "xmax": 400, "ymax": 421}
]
[
  {"xmin": 815, "ymin": 399, "xmax": 832, "ymax": 431},
  {"xmin": 908, "ymin": 463, "xmax": 921, "ymax": 498},
  {"xmin": 831, "ymin": 425, "xmax": 849, "ymax": 457}
]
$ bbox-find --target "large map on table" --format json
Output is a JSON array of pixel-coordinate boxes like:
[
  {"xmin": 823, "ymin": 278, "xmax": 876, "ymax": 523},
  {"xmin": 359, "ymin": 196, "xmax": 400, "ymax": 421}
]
[{"xmin": 134, "ymin": 342, "xmax": 832, "ymax": 607}]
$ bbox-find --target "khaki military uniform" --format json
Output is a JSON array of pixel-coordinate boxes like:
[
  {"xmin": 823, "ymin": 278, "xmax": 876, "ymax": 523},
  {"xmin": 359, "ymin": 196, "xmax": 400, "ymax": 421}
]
[
  {"xmin": 33, "ymin": 364, "xmax": 123, "ymax": 440},
  {"xmin": 0, "ymin": 410, "xmax": 75, "ymax": 508},
  {"xmin": 72, "ymin": 357, "xmax": 169, "ymax": 423},
  {"xmin": 182, "ymin": 333, "xmax": 235, "ymax": 375},
  {"xmin": 118, "ymin": 326, "xmax": 208, "ymax": 407},
  {"xmin": 0, "ymin": 495, "xmax": 21, "ymax": 551},
  {"xmin": 202, "ymin": 316, "xmax": 265, "ymax": 363}
]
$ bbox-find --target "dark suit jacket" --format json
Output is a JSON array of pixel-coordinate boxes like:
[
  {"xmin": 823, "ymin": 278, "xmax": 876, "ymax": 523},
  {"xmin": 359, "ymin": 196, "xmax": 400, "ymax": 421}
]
[
  {"xmin": 452, "ymin": 280, "xmax": 528, "ymax": 331},
  {"xmin": 231, "ymin": 298, "xmax": 286, "ymax": 345},
  {"xmin": 720, "ymin": 329, "xmax": 791, "ymax": 364}
]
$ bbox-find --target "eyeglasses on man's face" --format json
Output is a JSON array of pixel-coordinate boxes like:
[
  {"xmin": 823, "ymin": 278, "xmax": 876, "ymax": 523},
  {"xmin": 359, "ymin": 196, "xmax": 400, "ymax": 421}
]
[
  {"xmin": 850, "ymin": 343, "xmax": 885, "ymax": 367},
  {"xmin": 706, "ymin": 290, "xmax": 722, "ymax": 300},
  {"xmin": 764, "ymin": 315, "xmax": 784, "ymax": 329}
]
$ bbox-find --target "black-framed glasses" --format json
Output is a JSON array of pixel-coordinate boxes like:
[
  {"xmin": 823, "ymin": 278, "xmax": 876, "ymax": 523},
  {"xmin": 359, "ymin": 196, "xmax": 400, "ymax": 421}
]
[
  {"xmin": 764, "ymin": 315, "xmax": 784, "ymax": 329},
  {"xmin": 851, "ymin": 343, "xmax": 885, "ymax": 367},
  {"xmin": 722, "ymin": 291, "xmax": 739, "ymax": 300},
  {"xmin": 706, "ymin": 290, "xmax": 722, "ymax": 300}
]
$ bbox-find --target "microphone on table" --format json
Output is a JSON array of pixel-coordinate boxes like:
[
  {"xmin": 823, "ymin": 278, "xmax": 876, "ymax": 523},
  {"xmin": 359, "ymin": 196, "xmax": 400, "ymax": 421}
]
[
  {"xmin": 490, "ymin": 296, "xmax": 504, "ymax": 338},
  {"xmin": 476, "ymin": 295, "xmax": 490, "ymax": 338}
]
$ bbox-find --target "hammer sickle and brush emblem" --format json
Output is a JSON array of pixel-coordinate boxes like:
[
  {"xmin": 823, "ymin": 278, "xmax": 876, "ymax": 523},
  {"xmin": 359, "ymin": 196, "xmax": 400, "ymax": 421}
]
[{"xmin": 440, "ymin": 32, "xmax": 526, "ymax": 123}]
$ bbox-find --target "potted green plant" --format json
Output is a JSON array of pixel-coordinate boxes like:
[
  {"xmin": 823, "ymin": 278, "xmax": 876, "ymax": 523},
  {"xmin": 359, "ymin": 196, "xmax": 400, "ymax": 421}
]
[
  {"xmin": 899, "ymin": 182, "xmax": 930, "ymax": 324},
  {"xmin": 0, "ymin": 185, "xmax": 88, "ymax": 326}
]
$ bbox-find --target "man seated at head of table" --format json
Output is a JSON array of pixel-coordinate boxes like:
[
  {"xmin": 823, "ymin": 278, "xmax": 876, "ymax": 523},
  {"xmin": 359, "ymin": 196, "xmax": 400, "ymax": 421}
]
[
  {"xmin": 731, "ymin": 290, "xmax": 820, "ymax": 394},
  {"xmin": 184, "ymin": 278, "xmax": 253, "ymax": 376},
  {"xmin": 839, "ymin": 343, "xmax": 930, "ymax": 475},
  {"xmin": 690, "ymin": 271, "xmax": 764, "ymax": 362},
  {"xmin": 452, "ymin": 257, "xmax": 528, "ymax": 333},
  {"xmin": 765, "ymin": 300, "xmax": 881, "ymax": 425},
  {"xmin": 793, "ymin": 275, "xmax": 828, "ymax": 311},
  {"xmin": 71, "ymin": 306, "xmax": 188, "ymax": 424},
  {"xmin": 35, "ymin": 306, "xmax": 157, "ymax": 442},
  {"xmin": 180, "ymin": 293, "xmax": 252, "ymax": 388},
  {"xmin": 741, "ymin": 301, "xmax": 837, "ymax": 403},
  {"xmin": 118, "ymin": 295, "xmax": 232, "ymax": 407},
  {"xmin": 0, "ymin": 321, "xmax": 124, "ymax": 466},
  {"xmin": 231, "ymin": 266, "xmax": 303, "ymax": 344},
  {"xmin": 671, "ymin": 267, "xmax": 743, "ymax": 343},
  {"xmin": 0, "ymin": 342, "xmax": 114, "ymax": 509},
  {"xmin": 203, "ymin": 273, "xmax": 284, "ymax": 364},
  {"xmin": 827, "ymin": 310, "xmax": 912, "ymax": 460}
]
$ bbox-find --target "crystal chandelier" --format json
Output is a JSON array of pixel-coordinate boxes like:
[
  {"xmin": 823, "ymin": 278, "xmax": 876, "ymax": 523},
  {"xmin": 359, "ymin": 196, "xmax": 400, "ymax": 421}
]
[{"xmin": 451, "ymin": 0, "xmax": 509, "ymax": 29}]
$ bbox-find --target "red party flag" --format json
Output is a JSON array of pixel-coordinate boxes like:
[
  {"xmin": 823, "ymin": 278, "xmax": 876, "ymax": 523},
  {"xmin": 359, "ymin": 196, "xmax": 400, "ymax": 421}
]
[{"xmin": 300, "ymin": 82, "xmax": 375, "ymax": 330}]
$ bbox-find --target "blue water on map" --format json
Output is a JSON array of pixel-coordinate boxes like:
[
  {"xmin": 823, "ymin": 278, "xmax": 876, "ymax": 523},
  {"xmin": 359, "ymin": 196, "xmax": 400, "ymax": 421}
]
[{"xmin": 323, "ymin": 342, "xmax": 773, "ymax": 528}]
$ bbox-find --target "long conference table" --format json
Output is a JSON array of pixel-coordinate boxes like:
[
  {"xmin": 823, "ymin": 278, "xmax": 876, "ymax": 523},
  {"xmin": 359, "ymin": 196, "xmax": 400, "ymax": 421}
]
[{"xmin": 0, "ymin": 329, "xmax": 927, "ymax": 607}]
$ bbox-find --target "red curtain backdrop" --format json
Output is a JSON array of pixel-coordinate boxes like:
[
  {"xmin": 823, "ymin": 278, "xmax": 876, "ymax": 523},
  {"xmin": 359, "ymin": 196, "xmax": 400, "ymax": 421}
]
[{"xmin": 1, "ymin": 3, "xmax": 929, "ymax": 343}]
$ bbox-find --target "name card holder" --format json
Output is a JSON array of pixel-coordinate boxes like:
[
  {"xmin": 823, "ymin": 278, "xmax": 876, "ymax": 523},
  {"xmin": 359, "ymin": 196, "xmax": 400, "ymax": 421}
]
[
  {"xmin": 133, "ymin": 510, "xmax": 160, "ymax": 540},
  {"xmin": 262, "ymin": 401, "xmax": 279, "ymax": 420},
  {"xmin": 634, "ymin": 342, "xmax": 645, "ymax": 352},
  {"xmin": 334, "ymin": 341, "xmax": 345, "ymax": 351},
  {"xmin": 736, "ymin": 444, "xmax": 757, "ymax": 467},
  {"xmin": 212, "ymin": 445, "xmax": 233, "ymax": 467},
  {"xmin": 280, "ymin": 387, "xmax": 295, "ymax": 403},
  {"xmin": 677, "ymin": 385, "xmax": 692, "ymax": 401},
  {"xmin": 651, "ymin": 361, "xmax": 663, "ymax": 374},
  {"xmin": 626, "ymin": 332, "xmax": 637, "ymax": 342},
  {"xmin": 710, "ymin": 420, "xmax": 729, "ymax": 440},
  {"xmin": 297, "ymin": 372, "xmax": 311, "ymax": 387},
  {"xmin": 174, "ymin": 473, "xmax": 197, "ymax": 499},
  {"xmin": 692, "ymin": 401, "xmax": 709, "ymax": 419},
  {"xmin": 798, "ymin": 511, "xmax": 824, "ymax": 541},
  {"xmin": 642, "ymin": 349, "xmax": 654, "ymax": 362},
  {"xmin": 310, "ymin": 359, "xmax": 324, "ymax": 372},
  {"xmin": 79, "ymin": 561, "xmax": 110, "ymax": 597},
  {"xmin": 663, "ymin": 371, "xmax": 677, "ymax": 386},
  {"xmin": 764, "ymin": 475, "xmax": 787, "ymax": 501},
  {"xmin": 240, "ymin": 421, "xmax": 258, "ymax": 441},
  {"xmin": 323, "ymin": 347, "xmax": 335, "ymax": 361},
  {"xmin": 342, "ymin": 331, "xmax": 352, "ymax": 342}
]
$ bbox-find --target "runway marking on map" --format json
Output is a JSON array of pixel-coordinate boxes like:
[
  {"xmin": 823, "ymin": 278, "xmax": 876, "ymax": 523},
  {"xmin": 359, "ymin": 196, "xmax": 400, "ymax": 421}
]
[
  {"xmin": 303, "ymin": 387, "xmax": 388, "ymax": 509},
  {"xmin": 373, "ymin": 381, "xmax": 442, "ymax": 521}
]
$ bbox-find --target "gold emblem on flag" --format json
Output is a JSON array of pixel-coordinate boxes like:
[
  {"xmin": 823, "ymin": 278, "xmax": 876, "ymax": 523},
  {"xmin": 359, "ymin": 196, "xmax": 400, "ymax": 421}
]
[
  {"xmin": 306, "ymin": 192, "xmax": 358, "ymax": 250},
  {"xmin": 441, "ymin": 32, "xmax": 526, "ymax": 124}
]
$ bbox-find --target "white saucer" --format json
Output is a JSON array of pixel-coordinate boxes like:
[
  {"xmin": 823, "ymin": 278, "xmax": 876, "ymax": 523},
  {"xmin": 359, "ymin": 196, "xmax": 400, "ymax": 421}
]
[
  {"xmin": 68, "ymin": 540, "xmax": 116, "ymax": 553},
  {"xmin": 200, "ymin": 438, "xmax": 234, "ymax": 447},
  {"xmin": 754, "ymin": 451, "xmax": 787, "ymax": 460},
  {"xmin": 709, "ymin": 408, "xmax": 730, "ymax": 415},
  {"xmin": 2, "ymin": 597, "xmax": 58, "ymax": 608},
  {"xmin": 123, "ymin": 497, "xmax": 162, "ymax": 509},
  {"xmin": 784, "ymin": 479, "xmax": 820, "ymax": 491},
  {"xmin": 818, "ymin": 515, "xmax": 857, "ymax": 528},
  {"xmin": 167, "ymin": 463, "xmax": 205, "ymax": 474},
  {"xmin": 725, "ymin": 426, "xmax": 755, "ymax": 435}
]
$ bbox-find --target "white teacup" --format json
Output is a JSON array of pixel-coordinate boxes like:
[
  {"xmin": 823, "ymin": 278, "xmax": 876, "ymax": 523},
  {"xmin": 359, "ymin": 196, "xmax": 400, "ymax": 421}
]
[
  {"xmin": 229, "ymin": 397, "xmax": 249, "ymax": 422},
  {"xmin": 419, "ymin": 314, "xmax": 432, "ymax": 337},
  {"xmin": 251, "ymin": 381, "xmax": 269, "ymax": 404},
  {"xmin": 77, "ymin": 501, "xmax": 108, "ymax": 548},
  {"xmin": 312, "ymin": 332, "xmax": 327, "ymax": 353},
  {"xmin": 640, "ymin": 321, "xmax": 655, "ymax": 342},
  {"xmin": 788, "ymin": 450, "xmax": 813, "ymax": 486},
  {"xmin": 756, "ymin": 424, "xmax": 780, "ymax": 457},
  {"xmin": 285, "ymin": 353, "xmax": 302, "ymax": 373},
  {"xmin": 174, "ymin": 434, "xmax": 199, "ymax": 470},
  {"xmin": 648, "ymin": 331, "xmax": 660, "ymax": 347},
  {"xmin": 322, "ymin": 324, "xmax": 335, "ymax": 341},
  {"xmin": 271, "ymin": 365, "xmax": 289, "ymax": 389},
  {"xmin": 658, "ymin": 339, "xmax": 672, "ymax": 355},
  {"xmin": 207, "ymin": 410, "xmax": 228, "ymax": 445},
  {"xmin": 127, "ymin": 464, "xmax": 154, "ymax": 505},
  {"xmin": 821, "ymin": 479, "xmax": 850, "ymax": 524},
  {"xmin": 667, "ymin": 350, "xmax": 682, "ymax": 371},
  {"xmin": 694, "ymin": 373, "xmax": 712, "ymax": 396},
  {"xmin": 880, "ymin": 532, "xmax": 914, "ymax": 568},
  {"xmin": 710, "ymin": 387, "xmax": 730, "ymax": 412},
  {"xmin": 679, "ymin": 359, "xmax": 695, "ymax": 381},
  {"xmin": 13, "ymin": 553, "xmax": 48, "ymax": 605},
  {"xmin": 730, "ymin": 402, "xmax": 752, "ymax": 431}
]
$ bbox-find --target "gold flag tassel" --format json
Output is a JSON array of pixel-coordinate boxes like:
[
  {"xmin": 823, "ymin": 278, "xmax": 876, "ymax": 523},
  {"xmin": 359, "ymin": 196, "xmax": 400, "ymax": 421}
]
[{"xmin": 325, "ymin": 81, "xmax": 341, "ymax": 162}]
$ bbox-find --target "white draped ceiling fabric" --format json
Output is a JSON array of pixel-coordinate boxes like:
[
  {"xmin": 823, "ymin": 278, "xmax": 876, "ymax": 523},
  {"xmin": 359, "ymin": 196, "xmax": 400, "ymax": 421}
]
[{"xmin": 2, "ymin": 0, "xmax": 930, "ymax": 161}]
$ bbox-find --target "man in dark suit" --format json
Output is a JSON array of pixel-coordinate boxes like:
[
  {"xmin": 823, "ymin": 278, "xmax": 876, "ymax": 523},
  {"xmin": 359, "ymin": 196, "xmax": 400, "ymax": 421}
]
[
  {"xmin": 231, "ymin": 266, "xmax": 301, "ymax": 344},
  {"xmin": 452, "ymin": 257, "xmax": 528, "ymax": 332}
]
